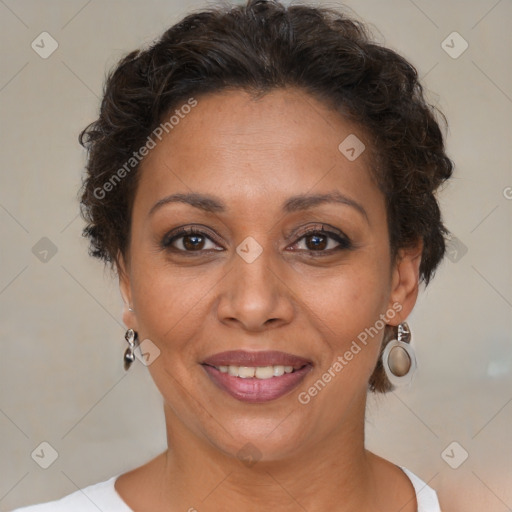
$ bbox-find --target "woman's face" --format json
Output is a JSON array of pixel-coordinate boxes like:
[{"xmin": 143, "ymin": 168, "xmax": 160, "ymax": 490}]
[{"xmin": 119, "ymin": 88, "xmax": 420, "ymax": 461}]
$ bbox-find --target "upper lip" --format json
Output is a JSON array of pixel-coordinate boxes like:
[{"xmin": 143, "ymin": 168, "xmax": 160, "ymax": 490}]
[{"xmin": 202, "ymin": 350, "xmax": 313, "ymax": 369}]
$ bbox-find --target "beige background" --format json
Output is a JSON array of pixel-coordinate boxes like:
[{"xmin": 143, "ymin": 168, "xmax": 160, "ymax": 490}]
[{"xmin": 1, "ymin": 0, "xmax": 511, "ymax": 510}]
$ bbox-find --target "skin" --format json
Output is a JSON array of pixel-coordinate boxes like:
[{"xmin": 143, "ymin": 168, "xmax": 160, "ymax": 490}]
[{"xmin": 116, "ymin": 87, "xmax": 423, "ymax": 512}]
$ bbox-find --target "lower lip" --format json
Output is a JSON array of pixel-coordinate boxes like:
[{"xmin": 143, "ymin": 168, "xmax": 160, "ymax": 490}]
[{"xmin": 202, "ymin": 364, "xmax": 313, "ymax": 403}]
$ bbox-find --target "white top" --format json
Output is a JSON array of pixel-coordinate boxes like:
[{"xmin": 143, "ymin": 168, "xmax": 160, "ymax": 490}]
[{"xmin": 10, "ymin": 466, "xmax": 441, "ymax": 511}]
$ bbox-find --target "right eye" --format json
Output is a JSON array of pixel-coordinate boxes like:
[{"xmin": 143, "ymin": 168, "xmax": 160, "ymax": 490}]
[{"xmin": 161, "ymin": 227, "xmax": 223, "ymax": 254}]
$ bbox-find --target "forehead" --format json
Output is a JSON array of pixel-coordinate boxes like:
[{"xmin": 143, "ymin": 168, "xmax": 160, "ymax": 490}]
[
  {"xmin": 135, "ymin": 88, "xmax": 381, "ymax": 217},
  {"xmin": 149, "ymin": 88, "xmax": 366, "ymax": 159}
]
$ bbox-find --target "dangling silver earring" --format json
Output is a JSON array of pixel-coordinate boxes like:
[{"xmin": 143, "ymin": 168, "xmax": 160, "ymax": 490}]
[
  {"xmin": 382, "ymin": 321, "xmax": 417, "ymax": 386},
  {"xmin": 124, "ymin": 328, "xmax": 138, "ymax": 371}
]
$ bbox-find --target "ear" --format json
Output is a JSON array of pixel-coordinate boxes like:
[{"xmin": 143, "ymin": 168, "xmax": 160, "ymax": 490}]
[
  {"xmin": 117, "ymin": 250, "xmax": 137, "ymax": 330},
  {"xmin": 387, "ymin": 239, "xmax": 423, "ymax": 325}
]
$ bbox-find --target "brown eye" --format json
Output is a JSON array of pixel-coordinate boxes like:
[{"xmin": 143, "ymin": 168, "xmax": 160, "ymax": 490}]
[
  {"xmin": 304, "ymin": 232, "xmax": 329, "ymax": 251},
  {"xmin": 291, "ymin": 227, "xmax": 352, "ymax": 253},
  {"xmin": 181, "ymin": 233, "xmax": 207, "ymax": 251},
  {"xmin": 162, "ymin": 227, "xmax": 221, "ymax": 253}
]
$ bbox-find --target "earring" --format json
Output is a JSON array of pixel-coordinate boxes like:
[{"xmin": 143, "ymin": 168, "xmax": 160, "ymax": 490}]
[
  {"xmin": 124, "ymin": 328, "xmax": 138, "ymax": 371},
  {"xmin": 382, "ymin": 321, "xmax": 417, "ymax": 386}
]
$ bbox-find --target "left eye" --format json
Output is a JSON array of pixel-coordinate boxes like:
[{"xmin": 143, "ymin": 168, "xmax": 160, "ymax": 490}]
[{"xmin": 290, "ymin": 229, "xmax": 351, "ymax": 252}]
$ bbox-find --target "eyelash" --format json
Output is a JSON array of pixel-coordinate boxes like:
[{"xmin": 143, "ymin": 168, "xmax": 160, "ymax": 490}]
[{"xmin": 161, "ymin": 224, "xmax": 352, "ymax": 256}]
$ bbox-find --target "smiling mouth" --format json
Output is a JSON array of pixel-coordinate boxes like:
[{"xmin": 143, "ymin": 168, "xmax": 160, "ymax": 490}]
[{"xmin": 201, "ymin": 362, "xmax": 313, "ymax": 403}]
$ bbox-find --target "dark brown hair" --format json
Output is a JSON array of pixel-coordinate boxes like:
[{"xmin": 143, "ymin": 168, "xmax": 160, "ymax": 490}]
[{"xmin": 79, "ymin": 0, "xmax": 453, "ymax": 392}]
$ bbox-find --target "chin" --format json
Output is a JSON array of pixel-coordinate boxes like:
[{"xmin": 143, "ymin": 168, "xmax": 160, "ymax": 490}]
[{"xmin": 205, "ymin": 414, "xmax": 316, "ymax": 466}]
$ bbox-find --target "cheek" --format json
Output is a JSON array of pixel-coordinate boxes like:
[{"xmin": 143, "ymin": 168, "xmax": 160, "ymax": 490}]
[
  {"xmin": 290, "ymin": 268, "xmax": 391, "ymax": 436},
  {"xmin": 305, "ymin": 261, "xmax": 390, "ymax": 334},
  {"xmin": 129, "ymin": 257, "xmax": 222, "ymax": 358},
  {"xmin": 299, "ymin": 259, "xmax": 391, "ymax": 377}
]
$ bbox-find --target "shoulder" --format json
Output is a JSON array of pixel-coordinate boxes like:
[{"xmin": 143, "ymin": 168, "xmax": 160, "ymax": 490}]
[
  {"xmin": 9, "ymin": 474, "xmax": 132, "ymax": 512},
  {"xmin": 399, "ymin": 466, "xmax": 442, "ymax": 512}
]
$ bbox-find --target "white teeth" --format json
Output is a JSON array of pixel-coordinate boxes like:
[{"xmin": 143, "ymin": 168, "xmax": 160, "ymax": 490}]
[
  {"xmin": 255, "ymin": 366, "xmax": 274, "ymax": 379},
  {"xmin": 238, "ymin": 366, "xmax": 256, "ymax": 378},
  {"xmin": 216, "ymin": 364, "xmax": 297, "ymax": 379},
  {"xmin": 273, "ymin": 365, "xmax": 285, "ymax": 377}
]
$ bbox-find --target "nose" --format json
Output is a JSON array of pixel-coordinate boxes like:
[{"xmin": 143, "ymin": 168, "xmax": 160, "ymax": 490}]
[{"xmin": 216, "ymin": 247, "xmax": 295, "ymax": 332}]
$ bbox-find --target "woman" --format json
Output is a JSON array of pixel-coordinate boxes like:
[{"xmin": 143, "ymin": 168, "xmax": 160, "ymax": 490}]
[{"xmin": 13, "ymin": 0, "xmax": 452, "ymax": 510}]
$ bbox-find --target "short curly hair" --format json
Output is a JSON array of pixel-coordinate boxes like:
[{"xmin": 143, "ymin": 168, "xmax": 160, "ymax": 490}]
[{"xmin": 79, "ymin": 0, "xmax": 453, "ymax": 392}]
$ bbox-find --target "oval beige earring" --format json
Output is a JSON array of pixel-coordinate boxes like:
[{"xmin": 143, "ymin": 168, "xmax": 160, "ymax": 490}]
[{"xmin": 382, "ymin": 321, "xmax": 417, "ymax": 387}]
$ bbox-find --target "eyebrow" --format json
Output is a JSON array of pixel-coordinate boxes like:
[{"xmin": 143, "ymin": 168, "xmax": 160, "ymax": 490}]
[{"xmin": 149, "ymin": 191, "xmax": 368, "ymax": 222}]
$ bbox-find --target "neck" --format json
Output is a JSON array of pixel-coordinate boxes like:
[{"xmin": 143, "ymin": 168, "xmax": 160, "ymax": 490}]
[{"xmin": 157, "ymin": 394, "xmax": 378, "ymax": 512}]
